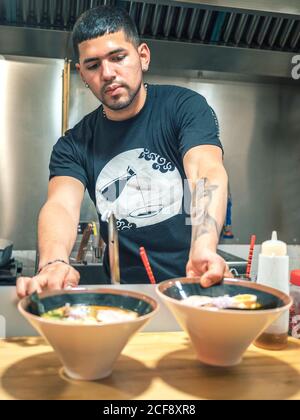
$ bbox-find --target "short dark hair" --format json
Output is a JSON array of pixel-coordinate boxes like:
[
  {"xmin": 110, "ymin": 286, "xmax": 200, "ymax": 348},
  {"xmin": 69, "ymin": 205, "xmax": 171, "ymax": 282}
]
[{"xmin": 72, "ymin": 6, "xmax": 140, "ymax": 62}]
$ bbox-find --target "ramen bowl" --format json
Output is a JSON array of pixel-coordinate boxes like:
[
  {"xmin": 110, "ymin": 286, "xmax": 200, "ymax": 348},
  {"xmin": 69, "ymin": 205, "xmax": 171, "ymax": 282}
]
[
  {"xmin": 18, "ymin": 288, "xmax": 158, "ymax": 380},
  {"xmin": 156, "ymin": 278, "xmax": 292, "ymax": 367}
]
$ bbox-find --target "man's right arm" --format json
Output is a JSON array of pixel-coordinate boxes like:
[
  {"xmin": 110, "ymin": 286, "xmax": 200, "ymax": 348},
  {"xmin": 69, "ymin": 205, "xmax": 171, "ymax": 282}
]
[{"xmin": 17, "ymin": 176, "xmax": 85, "ymax": 298}]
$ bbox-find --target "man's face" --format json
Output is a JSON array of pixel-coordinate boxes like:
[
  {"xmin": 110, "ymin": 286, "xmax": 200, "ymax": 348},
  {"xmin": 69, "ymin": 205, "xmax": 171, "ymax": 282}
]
[{"xmin": 76, "ymin": 30, "xmax": 150, "ymax": 111}]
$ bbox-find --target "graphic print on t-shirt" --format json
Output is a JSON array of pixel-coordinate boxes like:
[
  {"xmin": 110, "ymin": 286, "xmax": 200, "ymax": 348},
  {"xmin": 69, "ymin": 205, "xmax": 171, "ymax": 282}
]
[{"xmin": 95, "ymin": 148, "xmax": 183, "ymax": 230}]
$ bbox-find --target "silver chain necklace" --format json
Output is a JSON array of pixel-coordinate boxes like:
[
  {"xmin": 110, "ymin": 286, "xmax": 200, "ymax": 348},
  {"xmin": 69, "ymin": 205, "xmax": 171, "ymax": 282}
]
[{"xmin": 102, "ymin": 83, "xmax": 148, "ymax": 119}]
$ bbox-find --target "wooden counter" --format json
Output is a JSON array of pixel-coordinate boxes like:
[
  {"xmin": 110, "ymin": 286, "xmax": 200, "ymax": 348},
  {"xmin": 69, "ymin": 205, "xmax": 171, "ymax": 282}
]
[{"xmin": 1, "ymin": 332, "xmax": 300, "ymax": 400}]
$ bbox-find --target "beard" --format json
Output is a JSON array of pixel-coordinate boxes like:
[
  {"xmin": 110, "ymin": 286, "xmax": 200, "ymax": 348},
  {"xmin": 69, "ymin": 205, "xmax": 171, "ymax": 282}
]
[{"xmin": 100, "ymin": 82, "xmax": 143, "ymax": 111}]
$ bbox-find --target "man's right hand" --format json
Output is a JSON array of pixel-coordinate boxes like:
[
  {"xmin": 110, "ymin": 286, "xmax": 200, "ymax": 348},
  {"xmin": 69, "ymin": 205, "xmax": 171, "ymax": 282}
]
[{"xmin": 16, "ymin": 261, "xmax": 80, "ymax": 299}]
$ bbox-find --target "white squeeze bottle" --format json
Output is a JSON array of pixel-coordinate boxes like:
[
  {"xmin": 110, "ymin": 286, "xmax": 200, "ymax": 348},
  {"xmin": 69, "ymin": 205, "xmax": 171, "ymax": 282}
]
[{"xmin": 254, "ymin": 231, "xmax": 289, "ymax": 350}]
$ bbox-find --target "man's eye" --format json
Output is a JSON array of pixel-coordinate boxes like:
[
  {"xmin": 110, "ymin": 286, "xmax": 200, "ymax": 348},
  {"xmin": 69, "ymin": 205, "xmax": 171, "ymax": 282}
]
[
  {"xmin": 87, "ymin": 63, "xmax": 99, "ymax": 70},
  {"xmin": 112, "ymin": 55, "xmax": 126, "ymax": 62}
]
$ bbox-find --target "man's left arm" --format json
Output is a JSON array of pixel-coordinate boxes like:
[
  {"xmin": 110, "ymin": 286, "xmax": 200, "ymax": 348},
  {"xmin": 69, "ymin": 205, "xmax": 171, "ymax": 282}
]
[{"xmin": 183, "ymin": 144, "xmax": 232, "ymax": 287}]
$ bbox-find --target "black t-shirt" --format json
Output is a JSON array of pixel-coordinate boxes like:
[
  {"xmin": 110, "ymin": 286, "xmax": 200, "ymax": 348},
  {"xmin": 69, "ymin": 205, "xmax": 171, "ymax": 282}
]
[{"xmin": 49, "ymin": 84, "xmax": 223, "ymax": 284}]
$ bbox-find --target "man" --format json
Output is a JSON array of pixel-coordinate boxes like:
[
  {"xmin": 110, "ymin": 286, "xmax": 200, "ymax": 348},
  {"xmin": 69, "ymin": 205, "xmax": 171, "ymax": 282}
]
[{"xmin": 17, "ymin": 6, "xmax": 231, "ymax": 298}]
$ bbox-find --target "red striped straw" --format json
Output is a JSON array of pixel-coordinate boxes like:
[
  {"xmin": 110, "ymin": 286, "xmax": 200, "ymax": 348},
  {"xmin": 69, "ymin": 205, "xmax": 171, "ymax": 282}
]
[
  {"xmin": 139, "ymin": 247, "xmax": 156, "ymax": 285},
  {"xmin": 246, "ymin": 235, "xmax": 256, "ymax": 279}
]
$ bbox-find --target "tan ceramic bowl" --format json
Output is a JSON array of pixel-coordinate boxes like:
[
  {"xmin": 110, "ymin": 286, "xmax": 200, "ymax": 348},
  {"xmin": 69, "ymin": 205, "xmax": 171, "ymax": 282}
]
[
  {"xmin": 18, "ymin": 288, "xmax": 158, "ymax": 380},
  {"xmin": 157, "ymin": 278, "xmax": 292, "ymax": 367}
]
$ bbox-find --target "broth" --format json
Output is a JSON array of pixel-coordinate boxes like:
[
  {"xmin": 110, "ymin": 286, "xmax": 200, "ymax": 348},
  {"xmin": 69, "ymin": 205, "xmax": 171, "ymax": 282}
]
[
  {"xmin": 182, "ymin": 294, "xmax": 261, "ymax": 310},
  {"xmin": 42, "ymin": 304, "xmax": 138, "ymax": 324}
]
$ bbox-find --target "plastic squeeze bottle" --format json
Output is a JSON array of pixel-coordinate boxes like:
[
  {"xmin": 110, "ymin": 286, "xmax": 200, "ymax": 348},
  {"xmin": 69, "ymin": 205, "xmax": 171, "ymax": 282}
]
[{"xmin": 254, "ymin": 231, "xmax": 289, "ymax": 350}]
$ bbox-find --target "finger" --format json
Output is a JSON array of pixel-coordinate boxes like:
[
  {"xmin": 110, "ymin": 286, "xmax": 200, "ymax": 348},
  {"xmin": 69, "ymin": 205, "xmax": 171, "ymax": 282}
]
[
  {"xmin": 186, "ymin": 263, "xmax": 197, "ymax": 278},
  {"xmin": 186, "ymin": 260, "xmax": 206, "ymax": 279},
  {"xmin": 27, "ymin": 278, "xmax": 43, "ymax": 295},
  {"xmin": 185, "ymin": 263, "xmax": 199, "ymax": 278},
  {"xmin": 63, "ymin": 268, "xmax": 80, "ymax": 288},
  {"xmin": 16, "ymin": 277, "xmax": 31, "ymax": 299},
  {"xmin": 186, "ymin": 269, "xmax": 196, "ymax": 278},
  {"xmin": 70, "ymin": 267, "xmax": 80, "ymax": 283},
  {"xmin": 200, "ymin": 262, "xmax": 225, "ymax": 288}
]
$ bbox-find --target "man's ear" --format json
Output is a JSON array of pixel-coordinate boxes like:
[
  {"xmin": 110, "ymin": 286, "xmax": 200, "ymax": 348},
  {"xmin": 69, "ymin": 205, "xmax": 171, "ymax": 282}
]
[
  {"xmin": 75, "ymin": 63, "xmax": 81, "ymax": 74},
  {"xmin": 75, "ymin": 63, "xmax": 87, "ymax": 86},
  {"xmin": 138, "ymin": 43, "xmax": 151, "ymax": 72}
]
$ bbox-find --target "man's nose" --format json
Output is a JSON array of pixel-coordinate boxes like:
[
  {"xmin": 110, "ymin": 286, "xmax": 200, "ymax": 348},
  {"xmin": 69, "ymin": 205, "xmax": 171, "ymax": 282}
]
[{"xmin": 101, "ymin": 61, "xmax": 116, "ymax": 81}]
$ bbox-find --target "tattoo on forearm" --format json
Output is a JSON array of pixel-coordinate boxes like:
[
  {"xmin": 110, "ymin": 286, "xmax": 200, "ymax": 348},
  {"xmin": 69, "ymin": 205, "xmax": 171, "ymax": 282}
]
[{"xmin": 191, "ymin": 178, "xmax": 220, "ymax": 243}]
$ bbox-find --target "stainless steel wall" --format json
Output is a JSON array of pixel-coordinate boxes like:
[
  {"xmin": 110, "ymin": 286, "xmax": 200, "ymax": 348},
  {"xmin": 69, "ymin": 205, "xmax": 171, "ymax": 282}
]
[
  {"xmin": 0, "ymin": 55, "xmax": 299, "ymax": 249},
  {"xmin": 0, "ymin": 57, "xmax": 64, "ymax": 249}
]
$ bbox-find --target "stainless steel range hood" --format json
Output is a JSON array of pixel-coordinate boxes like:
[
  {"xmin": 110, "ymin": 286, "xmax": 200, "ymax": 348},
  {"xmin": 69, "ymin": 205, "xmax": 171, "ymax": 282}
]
[{"xmin": 0, "ymin": 0, "xmax": 299, "ymax": 79}]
